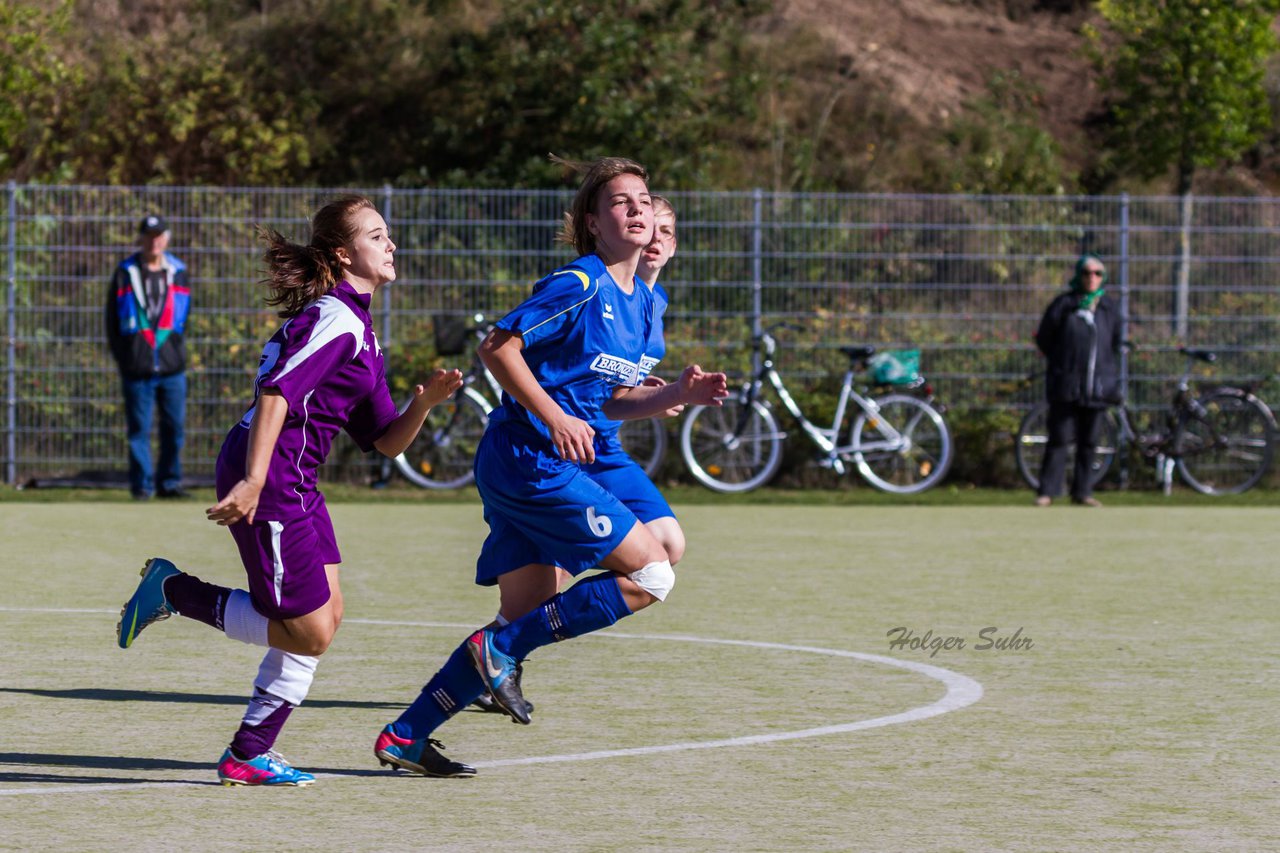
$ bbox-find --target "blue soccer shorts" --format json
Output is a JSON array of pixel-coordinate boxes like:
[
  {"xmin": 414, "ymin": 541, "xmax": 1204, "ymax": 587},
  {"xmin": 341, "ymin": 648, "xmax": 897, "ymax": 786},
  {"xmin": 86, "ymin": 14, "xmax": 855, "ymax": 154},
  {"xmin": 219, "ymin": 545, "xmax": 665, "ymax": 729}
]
[
  {"xmin": 582, "ymin": 437, "xmax": 675, "ymax": 524},
  {"xmin": 473, "ymin": 422, "xmax": 640, "ymax": 586}
]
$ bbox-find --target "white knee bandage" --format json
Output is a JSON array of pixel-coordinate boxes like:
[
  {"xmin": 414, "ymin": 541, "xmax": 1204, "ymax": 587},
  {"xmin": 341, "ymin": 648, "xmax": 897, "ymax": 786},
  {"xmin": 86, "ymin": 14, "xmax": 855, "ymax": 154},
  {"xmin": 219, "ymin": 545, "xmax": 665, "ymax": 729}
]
[
  {"xmin": 224, "ymin": 589, "xmax": 270, "ymax": 647},
  {"xmin": 629, "ymin": 559, "xmax": 675, "ymax": 602},
  {"xmin": 253, "ymin": 648, "xmax": 319, "ymax": 707}
]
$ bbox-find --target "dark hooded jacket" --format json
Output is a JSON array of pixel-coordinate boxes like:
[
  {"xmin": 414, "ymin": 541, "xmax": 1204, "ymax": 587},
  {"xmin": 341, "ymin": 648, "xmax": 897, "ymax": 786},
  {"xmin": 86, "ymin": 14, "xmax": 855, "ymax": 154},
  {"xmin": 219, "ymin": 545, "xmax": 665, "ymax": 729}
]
[{"xmin": 1035, "ymin": 291, "xmax": 1123, "ymax": 407}]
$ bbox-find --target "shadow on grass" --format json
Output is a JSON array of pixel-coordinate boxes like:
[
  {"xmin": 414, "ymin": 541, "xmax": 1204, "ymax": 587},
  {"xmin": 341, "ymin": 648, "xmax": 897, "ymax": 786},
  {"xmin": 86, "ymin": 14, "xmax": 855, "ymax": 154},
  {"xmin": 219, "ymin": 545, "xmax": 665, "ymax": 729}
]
[
  {"xmin": 0, "ymin": 687, "xmax": 406, "ymax": 710},
  {"xmin": 0, "ymin": 752, "xmax": 409, "ymax": 784}
]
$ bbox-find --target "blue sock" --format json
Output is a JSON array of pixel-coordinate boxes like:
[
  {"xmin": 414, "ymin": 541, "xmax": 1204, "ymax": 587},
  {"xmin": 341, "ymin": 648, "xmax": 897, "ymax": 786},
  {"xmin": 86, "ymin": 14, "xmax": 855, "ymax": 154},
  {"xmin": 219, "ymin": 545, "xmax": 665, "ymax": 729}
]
[
  {"xmin": 494, "ymin": 572, "xmax": 632, "ymax": 662},
  {"xmin": 391, "ymin": 643, "xmax": 484, "ymax": 740}
]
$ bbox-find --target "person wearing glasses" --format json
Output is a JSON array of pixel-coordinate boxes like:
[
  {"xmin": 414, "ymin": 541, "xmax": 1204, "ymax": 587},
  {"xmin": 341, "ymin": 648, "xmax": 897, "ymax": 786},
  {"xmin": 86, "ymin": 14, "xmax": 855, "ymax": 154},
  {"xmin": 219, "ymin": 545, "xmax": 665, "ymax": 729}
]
[{"xmin": 1032, "ymin": 253, "xmax": 1123, "ymax": 507}]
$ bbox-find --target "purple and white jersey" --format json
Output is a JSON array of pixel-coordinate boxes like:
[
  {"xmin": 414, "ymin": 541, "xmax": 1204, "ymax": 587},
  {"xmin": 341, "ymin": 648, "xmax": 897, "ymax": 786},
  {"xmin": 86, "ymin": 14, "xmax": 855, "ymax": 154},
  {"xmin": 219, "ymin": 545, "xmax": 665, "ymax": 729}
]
[{"xmin": 216, "ymin": 281, "xmax": 397, "ymax": 519}]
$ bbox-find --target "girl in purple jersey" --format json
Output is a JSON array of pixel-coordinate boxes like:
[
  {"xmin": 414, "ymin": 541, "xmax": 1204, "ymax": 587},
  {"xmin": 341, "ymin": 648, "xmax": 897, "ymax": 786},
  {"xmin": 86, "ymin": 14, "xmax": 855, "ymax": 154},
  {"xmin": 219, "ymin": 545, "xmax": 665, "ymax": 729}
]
[
  {"xmin": 371, "ymin": 159, "xmax": 727, "ymax": 776},
  {"xmin": 116, "ymin": 195, "xmax": 463, "ymax": 787}
]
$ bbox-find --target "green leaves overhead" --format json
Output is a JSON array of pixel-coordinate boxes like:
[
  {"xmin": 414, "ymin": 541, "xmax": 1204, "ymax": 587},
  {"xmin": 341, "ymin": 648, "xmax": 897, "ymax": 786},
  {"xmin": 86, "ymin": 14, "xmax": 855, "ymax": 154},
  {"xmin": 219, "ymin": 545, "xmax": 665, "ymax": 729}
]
[{"xmin": 1090, "ymin": 0, "xmax": 1280, "ymax": 192}]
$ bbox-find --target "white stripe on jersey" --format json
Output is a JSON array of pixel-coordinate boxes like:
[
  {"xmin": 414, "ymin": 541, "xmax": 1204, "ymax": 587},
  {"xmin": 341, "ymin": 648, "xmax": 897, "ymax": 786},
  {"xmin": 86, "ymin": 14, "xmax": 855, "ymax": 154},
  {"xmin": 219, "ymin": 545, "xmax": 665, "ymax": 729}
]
[
  {"xmin": 518, "ymin": 274, "xmax": 599, "ymax": 337},
  {"xmin": 268, "ymin": 521, "xmax": 286, "ymax": 605},
  {"xmin": 272, "ymin": 294, "xmax": 365, "ymax": 383},
  {"xmin": 292, "ymin": 389, "xmax": 314, "ymax": 511}
]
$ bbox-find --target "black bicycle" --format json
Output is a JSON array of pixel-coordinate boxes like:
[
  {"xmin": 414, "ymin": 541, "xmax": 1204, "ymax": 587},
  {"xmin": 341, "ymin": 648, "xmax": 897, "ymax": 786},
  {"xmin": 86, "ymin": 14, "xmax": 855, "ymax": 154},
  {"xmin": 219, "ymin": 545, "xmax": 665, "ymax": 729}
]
[{"xmin": 1015, "ymin": 347, "xmax": 1277, "ymax": 495}]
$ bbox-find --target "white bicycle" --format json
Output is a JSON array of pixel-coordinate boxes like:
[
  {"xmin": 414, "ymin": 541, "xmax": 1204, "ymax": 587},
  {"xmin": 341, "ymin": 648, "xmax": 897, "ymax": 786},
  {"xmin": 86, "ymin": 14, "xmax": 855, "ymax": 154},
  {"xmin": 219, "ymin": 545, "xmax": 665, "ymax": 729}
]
[{"xmin": 679, "ymin": 326, "xmax": 953, "ymax": 494}]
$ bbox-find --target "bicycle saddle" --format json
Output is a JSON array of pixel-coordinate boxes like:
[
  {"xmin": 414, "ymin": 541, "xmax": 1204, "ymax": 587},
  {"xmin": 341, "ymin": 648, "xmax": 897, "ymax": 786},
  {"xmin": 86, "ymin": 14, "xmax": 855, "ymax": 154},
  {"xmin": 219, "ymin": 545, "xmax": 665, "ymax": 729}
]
[
  {"xmin": 1181, "ymin": 347, "xmax": 1217, "ymax": 363},
  {"xmin": 840, "ymin": 345, "xmax": 877, "ymax": 361}
]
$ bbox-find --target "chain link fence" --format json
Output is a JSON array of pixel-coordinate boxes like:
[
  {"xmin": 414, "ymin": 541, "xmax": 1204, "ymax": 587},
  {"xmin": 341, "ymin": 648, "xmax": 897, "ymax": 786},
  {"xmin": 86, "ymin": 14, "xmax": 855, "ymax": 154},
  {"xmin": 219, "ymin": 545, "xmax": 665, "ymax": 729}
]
[{"xmin": 5, "ymin": 183, "xmax": 1279, "ymax": 487}]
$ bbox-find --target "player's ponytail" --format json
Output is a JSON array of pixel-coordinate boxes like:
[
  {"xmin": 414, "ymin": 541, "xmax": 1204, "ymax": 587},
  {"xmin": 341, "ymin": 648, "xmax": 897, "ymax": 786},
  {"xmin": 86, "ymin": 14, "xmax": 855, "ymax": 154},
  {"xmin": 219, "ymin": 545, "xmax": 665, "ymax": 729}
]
[{"xmin": 260, "ymin": 195, "xmax": 375, "ymax": 317}]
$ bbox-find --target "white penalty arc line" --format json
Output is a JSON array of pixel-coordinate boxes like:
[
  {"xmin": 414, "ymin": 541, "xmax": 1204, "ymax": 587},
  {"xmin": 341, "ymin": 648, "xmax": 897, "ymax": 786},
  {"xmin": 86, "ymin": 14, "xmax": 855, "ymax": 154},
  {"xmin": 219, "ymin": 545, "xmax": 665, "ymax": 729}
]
[
  {"xmin": 0, "ymin": 609, "xmax": 983, "ymax": 791},
  {"xmin": 343, "ymin": 619, "xmax": 985, "ymax": 767},
  {"xmin": 472, "ymin": 631, "xmax": 985, "ymax": 769}
]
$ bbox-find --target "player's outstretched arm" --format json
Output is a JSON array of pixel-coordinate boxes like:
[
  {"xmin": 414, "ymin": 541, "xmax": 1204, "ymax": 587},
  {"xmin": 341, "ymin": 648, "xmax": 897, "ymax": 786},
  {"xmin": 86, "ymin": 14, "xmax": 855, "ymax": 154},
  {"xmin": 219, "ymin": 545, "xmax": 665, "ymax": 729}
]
[
  {"xmin": 642, "ymin": 375, "xmax": 685, "ymax": 417},
  {"xmin": 207, "ymin": 390, "xmax": 288, "ymax": 527},
  {"xmin": 603, "ymin": 364, "xmax": 729, "ymax": 421},
  {"xmin": 677, "ymin": 364, "xmax": 730, "ymax": 407},
  {"xmin": 373, "ymin": 368, "xmax": 464, "ymax": 457}
]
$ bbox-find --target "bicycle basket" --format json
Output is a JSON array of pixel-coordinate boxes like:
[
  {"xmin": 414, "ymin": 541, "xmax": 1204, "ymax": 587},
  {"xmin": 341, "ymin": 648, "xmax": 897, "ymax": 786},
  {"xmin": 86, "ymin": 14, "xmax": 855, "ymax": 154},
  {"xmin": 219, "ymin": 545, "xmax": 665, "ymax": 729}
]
[
  {"xmin": 868, "ymin": 349, "xmax": 921, "ymax": 385},
  {"xmin": 433, "ymin": 315, "xmax": 470, "ymax": 356}
]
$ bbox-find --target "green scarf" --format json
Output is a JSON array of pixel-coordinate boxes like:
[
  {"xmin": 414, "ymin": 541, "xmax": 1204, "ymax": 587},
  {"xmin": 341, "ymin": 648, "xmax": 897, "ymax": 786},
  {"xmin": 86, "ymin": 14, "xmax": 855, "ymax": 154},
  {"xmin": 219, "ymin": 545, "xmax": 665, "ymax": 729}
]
[{"xmin": 1077, "ymin": 287, "xmax": 1105, "ymax": 312}]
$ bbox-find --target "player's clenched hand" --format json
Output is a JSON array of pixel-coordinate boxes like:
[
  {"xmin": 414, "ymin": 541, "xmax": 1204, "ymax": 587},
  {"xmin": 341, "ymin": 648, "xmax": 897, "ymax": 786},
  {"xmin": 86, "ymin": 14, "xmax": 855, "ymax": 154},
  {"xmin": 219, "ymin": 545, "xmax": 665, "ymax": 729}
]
[
  {"xmin": 548, "ymin": 413, "xmax": 596, "ymax": 464},
  {"xmin": 206, "ymin": 478, "xmax": 264, "ymax": 526},
  {"xmin": 414, "ymin": 368, "xmax": 464, "ymax": 408},
  {"xmin": 642, "ymin": 375, "xmax": 685, "ymax": 417},
  {"xmin": 678, "ymin": 365, "xmax": 730, "ymax": 407}
]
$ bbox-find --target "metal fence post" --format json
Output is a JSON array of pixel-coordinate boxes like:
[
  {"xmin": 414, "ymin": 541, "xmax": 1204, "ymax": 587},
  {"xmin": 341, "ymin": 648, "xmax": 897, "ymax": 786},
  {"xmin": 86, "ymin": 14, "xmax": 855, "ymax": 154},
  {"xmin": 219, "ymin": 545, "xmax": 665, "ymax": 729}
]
[
  {"xmin": 5, "ymin": 181, "xmax": 16, "ymax": 486},
  {"xmin": 381, "ymin": 183, "xmax": 393, "ymax": 347},
  {"xmin": 751, "ymin": 187, "xmax": 763, "ymax": 374},
  {"xmin": 371, "ymin": 184, "xmax": 396, "ymax": 488},
  {"xmin": 1117, "ymin": 192, "xmax": 1131, "ymax": 489}
]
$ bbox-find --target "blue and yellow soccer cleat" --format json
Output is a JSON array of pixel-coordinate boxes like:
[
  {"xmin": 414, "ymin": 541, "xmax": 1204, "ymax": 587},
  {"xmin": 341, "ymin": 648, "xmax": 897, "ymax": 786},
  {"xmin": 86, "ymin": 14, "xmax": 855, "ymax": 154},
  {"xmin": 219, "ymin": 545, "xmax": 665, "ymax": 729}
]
[
  {"xmin": 116, "ymin": 558, "xmax": 182, "ymax": 649},
  {"xmin": 374, "ymin": 726, "xmax": 475, "ymax": 778},
  {"xmin": 465, "ymin": 629, "xmax": 530, "ymax": 725},
  {"xmin": 217, "ymin": 748, "xmax": 315, "ymax": 787}
]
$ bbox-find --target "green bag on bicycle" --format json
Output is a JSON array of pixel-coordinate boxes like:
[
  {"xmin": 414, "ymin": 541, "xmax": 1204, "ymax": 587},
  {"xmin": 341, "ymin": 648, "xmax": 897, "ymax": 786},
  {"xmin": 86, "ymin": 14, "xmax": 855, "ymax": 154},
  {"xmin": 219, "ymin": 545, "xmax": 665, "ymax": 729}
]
[{"xmin": 868, "ymin": 349, "xmax": 921, "ymax": 385}]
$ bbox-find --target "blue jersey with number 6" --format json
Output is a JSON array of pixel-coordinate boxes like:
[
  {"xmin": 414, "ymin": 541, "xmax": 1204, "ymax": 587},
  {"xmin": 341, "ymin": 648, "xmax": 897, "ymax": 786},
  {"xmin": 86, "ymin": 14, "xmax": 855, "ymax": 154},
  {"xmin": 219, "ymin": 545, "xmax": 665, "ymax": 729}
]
[{"xmin": 474, "ymin": 254, "xmax": 658, "ymax": 584}]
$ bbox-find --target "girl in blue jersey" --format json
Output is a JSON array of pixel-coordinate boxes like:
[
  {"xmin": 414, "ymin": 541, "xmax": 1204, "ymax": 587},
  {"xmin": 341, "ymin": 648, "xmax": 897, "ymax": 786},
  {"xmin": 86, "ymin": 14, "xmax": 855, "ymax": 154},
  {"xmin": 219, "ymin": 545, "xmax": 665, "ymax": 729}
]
[
  {"xmin": 374, "ymin": 159, "xmax": 726, "ymax": 775},
  {"xmin": 468, "ymin": 195, "xmax": 683, "ymax": 716}
]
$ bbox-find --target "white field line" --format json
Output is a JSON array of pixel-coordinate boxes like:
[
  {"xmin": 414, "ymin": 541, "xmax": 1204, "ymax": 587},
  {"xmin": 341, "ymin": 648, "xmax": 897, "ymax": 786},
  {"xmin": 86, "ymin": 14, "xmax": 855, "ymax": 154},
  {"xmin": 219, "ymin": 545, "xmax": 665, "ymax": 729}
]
[{"xmin": 0, "ymin": 610, "xmax": 983, "ymax": 794}]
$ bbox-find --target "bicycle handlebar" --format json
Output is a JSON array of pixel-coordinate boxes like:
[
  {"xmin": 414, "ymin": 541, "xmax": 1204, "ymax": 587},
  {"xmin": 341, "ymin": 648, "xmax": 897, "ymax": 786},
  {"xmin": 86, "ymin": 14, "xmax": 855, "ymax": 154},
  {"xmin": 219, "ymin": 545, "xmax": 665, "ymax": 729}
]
[{"xmin": 1178, "ymin": 346, "xmax": 1217, "ymax": 364}]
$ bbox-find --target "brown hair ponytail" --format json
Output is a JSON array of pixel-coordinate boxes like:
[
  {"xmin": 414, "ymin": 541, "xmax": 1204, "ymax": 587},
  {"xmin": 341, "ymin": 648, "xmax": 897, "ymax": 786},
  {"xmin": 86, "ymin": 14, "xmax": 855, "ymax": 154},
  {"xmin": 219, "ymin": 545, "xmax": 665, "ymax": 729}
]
[{"xmin": 260, "ymin": 194, "xmax": 375, "ymax": 317}]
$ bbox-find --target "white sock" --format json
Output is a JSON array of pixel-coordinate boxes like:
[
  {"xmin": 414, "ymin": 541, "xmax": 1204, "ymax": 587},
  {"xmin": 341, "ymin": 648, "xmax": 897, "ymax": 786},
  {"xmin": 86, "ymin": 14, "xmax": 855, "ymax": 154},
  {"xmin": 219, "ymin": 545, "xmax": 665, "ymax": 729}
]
[
  {"xmin": 223, "ymin": 589, "xmax": 270, "ymax": 646},
  {"xmin": 253, "ymin": 647, "xmax": 318, "ymax": 706}
]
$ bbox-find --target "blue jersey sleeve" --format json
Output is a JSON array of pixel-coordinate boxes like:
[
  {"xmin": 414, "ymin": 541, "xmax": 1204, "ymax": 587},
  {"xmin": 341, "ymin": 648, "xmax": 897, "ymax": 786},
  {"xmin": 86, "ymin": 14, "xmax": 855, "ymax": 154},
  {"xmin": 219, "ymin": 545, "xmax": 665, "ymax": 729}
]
[{"xmin": 496, "ymin": 267, "xmax": 598, "ymax": 350}]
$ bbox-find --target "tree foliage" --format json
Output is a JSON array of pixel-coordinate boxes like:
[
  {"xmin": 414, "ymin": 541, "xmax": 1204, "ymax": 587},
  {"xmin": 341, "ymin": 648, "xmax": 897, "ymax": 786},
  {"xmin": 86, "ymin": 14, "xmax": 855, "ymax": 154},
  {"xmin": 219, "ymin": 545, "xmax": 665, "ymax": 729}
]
[
  {"xmin": 1, "ymin": 0, "xmax": 769, "ymax": 187},
  {"xmin": 0, "ymin": 1, "xmax": 79, "ymax": 180},
  {"xmin": 404, "ymin": 0, "xmax": 769, "ymax": 187},
  {"xmin": 3, "ymin": 0, "xmax": 1280, "ymax": 192},
  {"xmin": 1089, "ymin": 0, "xmax": 1280, "ymax": 193},
  {"xmin": 928, "ymin": 71, "xmax": 1070, "ymax": 194},
  {"xmin": 63, "ymin": 28, "xmax": 314, "ymax": 185}
]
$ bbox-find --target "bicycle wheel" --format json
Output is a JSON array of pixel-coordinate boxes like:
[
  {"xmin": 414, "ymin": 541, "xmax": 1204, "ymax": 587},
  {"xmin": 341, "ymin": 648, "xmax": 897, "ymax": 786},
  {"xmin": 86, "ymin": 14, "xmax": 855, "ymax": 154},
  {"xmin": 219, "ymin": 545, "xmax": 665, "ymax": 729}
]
[
  {"xmin": 1174, "ymin": 391, "xmax": 1276, "ymax": 495},
  {"xmin": 393, "ymin": 387, "xmax": 491, "ymax": 489},
  {"xmin": 617, "ymin": 417, "xmax": 667, "ymax": 478},
  {"xmin": 679, "ymin": 399, "xmax": 784, "ymax": 493},
  {"xmin": 1014, "ymin": 403, "xmax": 1051, "ymax": 490},
  {"xmin": 850, "ymin": 394, "xmax": 952, "ymax": 493},
  {"xmin": 1015, "ymin": 403, "xmax": 1119, "ymax": 491}
]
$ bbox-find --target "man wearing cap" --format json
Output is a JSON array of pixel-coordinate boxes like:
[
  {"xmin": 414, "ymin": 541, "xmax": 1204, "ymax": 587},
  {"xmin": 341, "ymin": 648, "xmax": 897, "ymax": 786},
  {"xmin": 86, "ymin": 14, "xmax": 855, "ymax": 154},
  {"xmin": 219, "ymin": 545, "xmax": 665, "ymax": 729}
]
[{"xmin": 106, "ymin": 214, "xmax": 191, "ymax": 500}]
